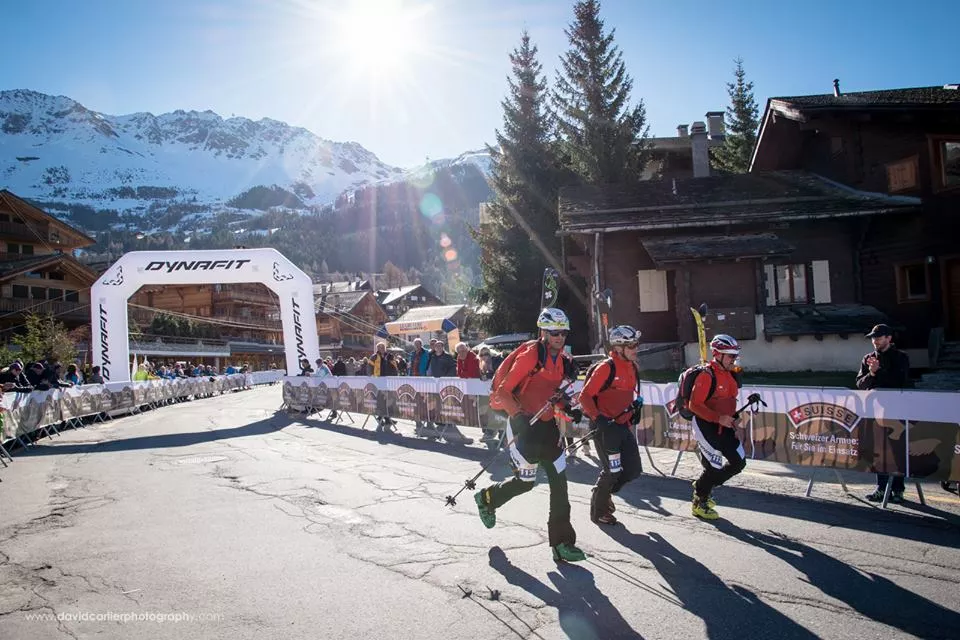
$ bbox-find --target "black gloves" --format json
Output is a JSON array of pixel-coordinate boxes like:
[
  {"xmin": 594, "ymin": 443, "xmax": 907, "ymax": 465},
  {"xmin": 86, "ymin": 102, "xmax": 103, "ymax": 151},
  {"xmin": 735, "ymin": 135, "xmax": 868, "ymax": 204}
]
[
  {"xmin": 629, "ymin": 397, "xmax": 644, "ymax": 425},
  {"xmin": 564, "ymin": 407, "xmax": 583, "ymax": 423}
]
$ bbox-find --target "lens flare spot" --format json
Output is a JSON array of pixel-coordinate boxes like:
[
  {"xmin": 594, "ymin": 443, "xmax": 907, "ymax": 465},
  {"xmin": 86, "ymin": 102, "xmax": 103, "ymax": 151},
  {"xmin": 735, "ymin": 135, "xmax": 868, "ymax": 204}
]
[
  {"xmin": 419, "ymin": 193, "xmax": 443, "ymax": 218},
  {"xmin": 439, "ymin": 233, "xmax": 452, "ymax": 248},
  {"xmin": 444, "ymin": 249, "xmax": 458, "ymax": 262}
]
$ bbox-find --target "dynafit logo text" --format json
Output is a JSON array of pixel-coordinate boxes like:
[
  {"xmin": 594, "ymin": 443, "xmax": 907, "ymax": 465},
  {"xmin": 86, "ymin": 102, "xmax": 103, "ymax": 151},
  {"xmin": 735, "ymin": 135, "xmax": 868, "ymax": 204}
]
[{"xmin": 787, "ymin": 403, "xmax": 861, "ymax": 433}]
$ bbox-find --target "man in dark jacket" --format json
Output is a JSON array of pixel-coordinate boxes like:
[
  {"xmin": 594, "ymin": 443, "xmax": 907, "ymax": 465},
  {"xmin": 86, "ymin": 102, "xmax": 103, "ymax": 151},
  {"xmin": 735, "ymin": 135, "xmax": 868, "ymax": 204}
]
[
  {"xmin": 427, "ymin": 341, "xmax": 456, "ymax": 378},
  {"xmin": 856, "ymin": 324, "xmax": 911, "ymax": 503},
  {"xmin": 0, "ymin": 361, "xmax": 33, "ymax": 392},
  {"xmin": 332, "ymin": 356, "xmax": 347, "ymax": 377}
]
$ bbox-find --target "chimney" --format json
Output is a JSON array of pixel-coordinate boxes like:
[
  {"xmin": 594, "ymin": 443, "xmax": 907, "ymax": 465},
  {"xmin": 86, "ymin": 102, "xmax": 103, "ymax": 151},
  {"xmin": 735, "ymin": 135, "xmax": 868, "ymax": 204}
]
[
  {"xmin": 705, "ymin": 111, "xmax": 725, "ymax": 140},
  {"xmin": 677, "ymin": 124, "xmax": 689, "ymax": 137},
  {"xmin": 833, "ymin": 79, "xmax": 841, "ymax": 97},
  {"xmin": 690, "ymin": 121, "xmax": 710, "ymax": 178}
]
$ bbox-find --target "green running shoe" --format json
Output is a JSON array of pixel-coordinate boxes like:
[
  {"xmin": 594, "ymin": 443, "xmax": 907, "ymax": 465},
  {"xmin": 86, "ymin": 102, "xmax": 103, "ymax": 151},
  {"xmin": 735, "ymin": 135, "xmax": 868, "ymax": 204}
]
[
  {"xmin": 691, "ymin": 480, "xmax": 716, "ymax": 509},
  {"xmin": 552, "ymin": 542, "xmax": 587, "ymax": 562},
  {"xmin": 474, "ymin": 490, "xmax": 496, "ymax": 529}
]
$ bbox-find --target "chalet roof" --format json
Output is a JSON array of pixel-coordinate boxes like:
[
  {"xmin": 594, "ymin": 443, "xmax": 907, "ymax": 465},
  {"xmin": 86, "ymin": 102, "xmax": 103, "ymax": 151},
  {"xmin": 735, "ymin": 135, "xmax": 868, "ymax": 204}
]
[
  {"xmin": 641, "ymin": 233, "xmax": 794, "ymax": 266},
  {"xmin": 0, "ymin": 253, "xmax": 98, "ymax": 285},
  {"xmin": 0, "ymin": 190, "xmax": 96, "ymax": 249},
  {"xmin": 762, "ymin": 304, "xmax": 894, "ymax": 338},
  {"xmin": 314, "ymin": 289, "xmax": 370, "ymax": 314},
  {"xmin": 558, "ymin": 171, "xmax": 921, "ymax": 234},
  {"xmin": 312, "ymin": 280, "xmax": 372, "ymax": 295},
  {"xmin": 772, "ymin": 85, "xmax": 960, "ymax": 111},
  {"xmin": 393, "ymin": 304, "xmax": 465, "ymax": 324},
  {"xmin": 376, "ymin": 285, "xmax": 423, "ymax": 306}
]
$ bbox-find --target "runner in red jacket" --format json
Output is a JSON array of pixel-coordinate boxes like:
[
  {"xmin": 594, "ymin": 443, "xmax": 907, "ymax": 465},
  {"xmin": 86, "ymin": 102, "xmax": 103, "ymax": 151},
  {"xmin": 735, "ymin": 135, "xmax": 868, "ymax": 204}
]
[
  {"xmin": 689, "ymin": 334, "xmax": 744, "ymax": 520},
  {"xmin": 580, "ymin": 325, "xmax": 644, "ymax": 525},
  {"xmin": 473, "ymin": 308, "xmax": 586, "ymax": 563}
]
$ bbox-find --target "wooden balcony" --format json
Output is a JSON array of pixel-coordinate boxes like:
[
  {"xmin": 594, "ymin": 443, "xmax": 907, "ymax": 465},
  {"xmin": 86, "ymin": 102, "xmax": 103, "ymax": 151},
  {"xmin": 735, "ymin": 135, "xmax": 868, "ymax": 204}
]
[
  {"xmin": 212, "ymin": 288, "xmax": 279, "ymax": 307},
  {"xmin": 0, "ymin": 220, "xmax": 51, "ymax": 243},
  {"xmin": 0, "ymin": 297, "xmax": 89, "ymax": 322}
]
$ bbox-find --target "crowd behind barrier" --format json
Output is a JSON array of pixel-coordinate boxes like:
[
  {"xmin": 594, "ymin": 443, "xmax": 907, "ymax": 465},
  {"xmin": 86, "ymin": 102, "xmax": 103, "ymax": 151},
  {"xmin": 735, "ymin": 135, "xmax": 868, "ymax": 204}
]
[
  {"xmin": 283, "ymin": 376, "xmax": 960, "ymax": 483},
  {"xmin": 0, "ymin": 371, "xmax": 285, "ymax": 450}
]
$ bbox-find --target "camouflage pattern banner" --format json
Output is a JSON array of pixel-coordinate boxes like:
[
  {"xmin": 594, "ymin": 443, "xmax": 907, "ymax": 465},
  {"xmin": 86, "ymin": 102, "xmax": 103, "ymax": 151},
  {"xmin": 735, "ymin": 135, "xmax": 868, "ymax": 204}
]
[
  {"xmin": 1, "ymin": 375, "xmax": 258, "ymax": 443},
  {"xmin": 282, "ymin": 377, "xmax": 960, "ymax": 481}
]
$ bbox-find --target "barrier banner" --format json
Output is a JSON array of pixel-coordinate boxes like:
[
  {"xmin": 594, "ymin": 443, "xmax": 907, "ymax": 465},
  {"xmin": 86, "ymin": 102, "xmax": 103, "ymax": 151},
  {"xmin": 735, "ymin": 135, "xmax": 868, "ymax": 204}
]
[
  {"xmin": 60, "ymin": 386, "xmax": 104, "ymax": 422},
  {"xmin": 283, "ymin": 377, "xmax": 960, "ymax": 481},
  {"xmin": 1, "ymin": 374, "xmax": 266, "ymax": 445}
]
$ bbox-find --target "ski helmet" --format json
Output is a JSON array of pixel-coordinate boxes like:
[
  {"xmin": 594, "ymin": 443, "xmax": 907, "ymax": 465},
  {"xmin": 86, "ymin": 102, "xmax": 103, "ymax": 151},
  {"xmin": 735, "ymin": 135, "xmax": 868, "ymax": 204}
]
[
  {"xmin": 609, "ymin": 325, "xmax": 640, "ymax": 346},
  {"xmin": 537, "ymin": 307, "xmax": 570, "ymax": 331},
  {"xmin": 710, "ymin": 334, "xmax": 741, "ymax": 356}
]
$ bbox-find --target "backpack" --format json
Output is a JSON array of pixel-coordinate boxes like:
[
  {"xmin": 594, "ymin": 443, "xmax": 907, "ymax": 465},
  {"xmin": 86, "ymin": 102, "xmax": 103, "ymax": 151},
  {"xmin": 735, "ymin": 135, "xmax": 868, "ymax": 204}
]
[
  {"xmin": 675, "ymin": 365, "xmax": 716, "ymax": 421},
  {"xmin": 583, "ymin": 357, "xmax": 641, "ymax": 410},
  {"xmin": 489, "ymin": 340, "xmax": 547, "ymax": 413}
]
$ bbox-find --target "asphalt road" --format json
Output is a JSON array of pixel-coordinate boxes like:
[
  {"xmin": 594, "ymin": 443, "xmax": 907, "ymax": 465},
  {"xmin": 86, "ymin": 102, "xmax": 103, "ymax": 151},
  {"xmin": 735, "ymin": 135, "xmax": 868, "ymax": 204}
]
[{"xmin": 1, "ymin": 386, "xmax": 958, "ymax": 640}]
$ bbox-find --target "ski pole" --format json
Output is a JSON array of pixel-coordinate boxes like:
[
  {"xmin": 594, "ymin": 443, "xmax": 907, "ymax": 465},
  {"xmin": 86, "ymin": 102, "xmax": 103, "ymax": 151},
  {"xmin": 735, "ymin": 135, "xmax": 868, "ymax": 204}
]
[
  {"xmin": 444, "ymin": 379, "xmax": 575, "ymax": 507},
  {"xmin": 733, "ymin": 392, "xmax": 766, "ymax": 419}
]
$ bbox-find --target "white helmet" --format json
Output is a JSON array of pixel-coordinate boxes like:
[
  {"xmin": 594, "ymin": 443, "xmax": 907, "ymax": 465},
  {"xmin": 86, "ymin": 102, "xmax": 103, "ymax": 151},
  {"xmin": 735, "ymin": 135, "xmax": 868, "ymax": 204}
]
[
  {"xmin": 537, "ymin": 307, "xmax": 570, "ymax": 331},
  {"xmin": 609, "ymin": 325, "xmax": 640, "ymax": 346},
  {"xmin": 710, "ymin": 334, "xmax": 741, "ymax": 355}
]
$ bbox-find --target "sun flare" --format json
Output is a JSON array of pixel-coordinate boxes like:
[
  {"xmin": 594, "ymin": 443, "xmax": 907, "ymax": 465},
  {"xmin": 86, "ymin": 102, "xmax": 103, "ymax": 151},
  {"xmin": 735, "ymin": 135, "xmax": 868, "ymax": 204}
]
[{"xmin": 330, "ymin": 0, "xmax": 429, "ymax": 79}]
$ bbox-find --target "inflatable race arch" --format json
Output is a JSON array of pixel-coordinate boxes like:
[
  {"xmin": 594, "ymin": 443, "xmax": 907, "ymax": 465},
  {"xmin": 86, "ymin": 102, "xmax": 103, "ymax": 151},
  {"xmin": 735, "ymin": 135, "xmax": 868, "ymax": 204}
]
[{"xmin": 91, "ymin": 248, "xmax": 320, "ymax": 382}]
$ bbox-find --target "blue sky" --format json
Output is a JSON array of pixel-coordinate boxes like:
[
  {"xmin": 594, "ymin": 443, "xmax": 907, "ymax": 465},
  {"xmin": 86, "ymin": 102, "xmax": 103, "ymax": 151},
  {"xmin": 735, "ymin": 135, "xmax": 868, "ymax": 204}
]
[{"xmin": 3, "ymin": 0, "xmax": 958, "ymax": 167}]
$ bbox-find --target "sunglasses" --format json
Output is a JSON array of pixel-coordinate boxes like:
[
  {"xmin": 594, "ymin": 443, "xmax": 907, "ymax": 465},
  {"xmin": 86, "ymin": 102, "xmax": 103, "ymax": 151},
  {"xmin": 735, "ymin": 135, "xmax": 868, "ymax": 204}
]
[
  {"xmin": 547, "ymin": 330, "xmax": 569, "ymax": 337},
  {"xmin": 623, "ymin": 341, "xmax": 639, "ymax": 349}
]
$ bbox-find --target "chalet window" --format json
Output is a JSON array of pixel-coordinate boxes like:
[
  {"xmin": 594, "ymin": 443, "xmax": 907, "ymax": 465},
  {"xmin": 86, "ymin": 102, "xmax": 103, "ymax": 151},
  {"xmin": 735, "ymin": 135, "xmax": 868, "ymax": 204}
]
[
  {"xmin": 7, "ymin": 243, "xmax": 20, "ymax": 253},
  {"xmin": 21, "ymin": 244, "xmax": 33, "ymax": 255},
  {"xmin": 764, "ymin": 261, "xmax": 831, "ymax": 306},
  {"xmin": 637, "ymin": 270, "xmax": 669, "ymax": 312},
  {"xmin": 887, "ymin": 156, "xmax": 919, "ymax": 192},
  {"xmin": 895, "ymin": 263, "xmax": 929, "ymax": 302},
  {"xmin": 65, "ymin": 290, "xmax": 79, "ymax": 303},
  {"xmin": 48, "ymin": 288, "xmax": 63, "ymax": 301},
  {"xmin": 30, "ymin": 286, "xmax": 46, "ymax": 300},
  {"xmin": 942, "ymin": 141, "xmax": 960, "ymax": 188},
  {"xmin": 25, "ymin": 271, "xmax": 43, "ymax": 279},
  {"xmin": 0, "ymin": 214, "xmax": 9, "ymax": 222},
  {"xmin": 12, "ymin": 285, "xmax": 28, "ymax": 299},
  {"xmin": 48, "ymin": 271, "xmax": 63, "ymax": 280}
]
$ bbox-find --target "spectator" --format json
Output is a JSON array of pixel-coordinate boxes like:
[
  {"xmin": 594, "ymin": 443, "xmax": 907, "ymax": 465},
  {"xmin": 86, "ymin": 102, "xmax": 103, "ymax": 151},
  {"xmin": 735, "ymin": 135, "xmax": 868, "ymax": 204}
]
[
  {"xmin": 314, "ymin": 358, "xmax": 332, "ymax": 377},
  {"xmin": 396, "ymin": 355, "xmax": 408, "ymax": 376},
  {"xmin": 456, "ymin": 342, "xmax": 481, "ymax": 379},
  {"xmin": 427, "ymin": 340, "xmax": 456, "ymax": 378},
  {"xmin": 857, "ymin": 324, "xmax": 911, "ymax": 503},
  {"xmin": 87, "ymin": 366, "xmax": 104, "ymax": 384},
  {"xmin": 357, "ymin": 358, "xmax": 370, "ymax": 376},
  {"xmin": 65, "ymin": 363, "xmax": 83, "ymax": 385},
  {"xmin": 298, "ymin": 358, "xmax": 314, "ymax": 377},
  {"xmin": 332, "ymin": 356, "xmax": 347, "ymax": 376},
  {"xmin": 478, "ymin": 348, "xmax": 501, "ymax": 381},
  {"xmin": 369, "ymin": 342, "xmax": 388, "ymax": 376},
  {"xmin": 0, "ymin": 361, "xmax": 33, "ymax": 392},
  {"xmin": 383, "ymin": 352, "xmax": 399, "ymax": 377},
  {"xmin": 408, "ymin": 338, "xmax": 430, "ymax": 377}
]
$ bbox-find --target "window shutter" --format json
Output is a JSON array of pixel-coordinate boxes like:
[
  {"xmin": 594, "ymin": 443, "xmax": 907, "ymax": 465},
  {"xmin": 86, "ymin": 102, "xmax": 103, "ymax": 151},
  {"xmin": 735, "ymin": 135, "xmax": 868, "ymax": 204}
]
[
  {"xmin": 763, "ymin": 264, "xmax": 776, "ymax": 306},
  {"xmin": 812, "ymin": 260, "xmax": 832, "ymax": 304},
  {"xmin": 638, "ymin": 270, "xmax": 668, "ymax": 312}
]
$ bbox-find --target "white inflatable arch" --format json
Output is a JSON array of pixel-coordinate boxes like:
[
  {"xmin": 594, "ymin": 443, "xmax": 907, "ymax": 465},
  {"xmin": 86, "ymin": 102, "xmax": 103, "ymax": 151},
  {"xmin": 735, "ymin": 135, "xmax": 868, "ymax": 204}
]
[{"xmin": 91, "ymin": 248, "xmax": 320, "ymax": 382}]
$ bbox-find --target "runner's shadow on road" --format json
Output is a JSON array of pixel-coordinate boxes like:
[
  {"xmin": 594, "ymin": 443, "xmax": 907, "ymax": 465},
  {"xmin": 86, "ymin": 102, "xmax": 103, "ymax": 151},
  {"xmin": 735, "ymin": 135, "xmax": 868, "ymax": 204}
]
[
  {"xmin": 710, "ymin": 521, "xmax": 960, "ymax": 639},
  {"xmin": 599, "ymin": 528, "xmax": 819, "ymax": 640},
  {"xmin": 488, "ymin": 546, "xmax": 643, "ymax": 639},
  {"xmin": 18, "ymin": 411, "xmax": 295, "ymax": 456},
  {"xmin": 609, "ymin": 470, "xmax": 960, "ymax": 546}
]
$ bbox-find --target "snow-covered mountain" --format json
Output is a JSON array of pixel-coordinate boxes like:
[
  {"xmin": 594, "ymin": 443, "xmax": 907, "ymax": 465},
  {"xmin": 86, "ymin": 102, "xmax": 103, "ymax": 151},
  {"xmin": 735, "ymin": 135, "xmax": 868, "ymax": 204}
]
[{"xmin": 0, "ymin": 89, "xmax": 415, "ymax": 216}]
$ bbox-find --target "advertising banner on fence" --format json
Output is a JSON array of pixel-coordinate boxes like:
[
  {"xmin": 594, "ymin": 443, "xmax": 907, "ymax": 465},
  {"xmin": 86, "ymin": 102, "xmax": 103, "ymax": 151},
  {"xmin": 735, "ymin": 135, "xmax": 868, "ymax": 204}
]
[
  {"xmin": 1, "ymin": 374, "xmax": 257, "ymax": 444},
  {"xmin": 283, "ymin": 376, "xmax": 960, "ymax": 481}
]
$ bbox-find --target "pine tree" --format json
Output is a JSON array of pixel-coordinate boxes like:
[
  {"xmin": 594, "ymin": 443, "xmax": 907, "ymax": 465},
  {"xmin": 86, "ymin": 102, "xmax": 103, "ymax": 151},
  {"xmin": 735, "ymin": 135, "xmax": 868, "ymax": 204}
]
[
  {"xmin": 12, "ymin": 313, "xmax": 78, "ymax": 364},
  {"xmin": 474, "ymin": 31, "xmax": 566, "ymax": 335},
  {"xmin": 553, "ymin": 0, "xmax": 649, "ymax": 185},
  {"xmin": 711, "ymin": 57, "xmax": 760, "ymax": 174}
]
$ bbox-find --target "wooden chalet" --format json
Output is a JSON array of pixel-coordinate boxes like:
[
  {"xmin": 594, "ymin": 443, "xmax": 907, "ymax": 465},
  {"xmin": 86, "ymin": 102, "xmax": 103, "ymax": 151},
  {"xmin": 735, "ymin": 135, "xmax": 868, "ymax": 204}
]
[
  {"xmin": 0, "ymin": 190, "xmax": 98, "ymax": 338},
  {"xmin": 559, "ymin": 171, "xmax": 920, "ymax": 371},
  {"xmin": 314, "ymin": 283, "xmax": 388, "ymax": 357},
  {"xmin": 751, "ymin": 82, "xmax": 960, "ymax": 374},
  {"xmin": 375, "ymin": 284, "xmax": 443, "ymax": 321}
]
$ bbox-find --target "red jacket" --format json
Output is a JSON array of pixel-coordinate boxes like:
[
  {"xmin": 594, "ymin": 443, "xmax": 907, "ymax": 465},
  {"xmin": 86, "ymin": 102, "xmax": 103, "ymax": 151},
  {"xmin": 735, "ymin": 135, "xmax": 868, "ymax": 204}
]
[
  {"xmin": 494, "ymin": 342, "xmax": 570, "ymax": 421},
  {"xmin": 457, "ymin": 350, "xmax": 481, "ymax": 379},
  {"xmin": 579, "ymin": 352, "xmax": 638, "ymax": 425},
  {"xmin": 689, "ymin": 360, "xmax": 739, "ymax": 425}
]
